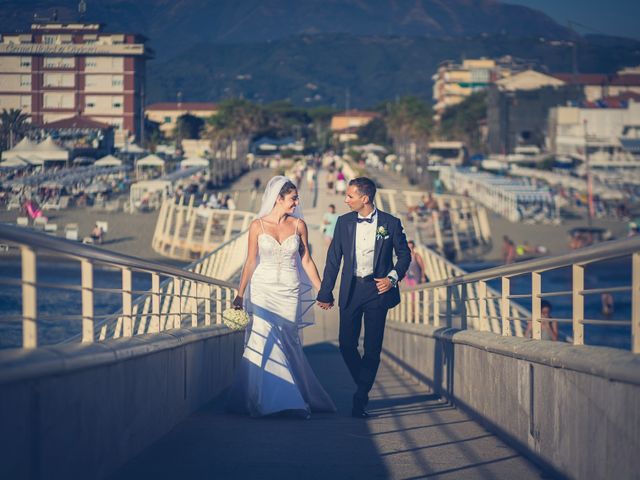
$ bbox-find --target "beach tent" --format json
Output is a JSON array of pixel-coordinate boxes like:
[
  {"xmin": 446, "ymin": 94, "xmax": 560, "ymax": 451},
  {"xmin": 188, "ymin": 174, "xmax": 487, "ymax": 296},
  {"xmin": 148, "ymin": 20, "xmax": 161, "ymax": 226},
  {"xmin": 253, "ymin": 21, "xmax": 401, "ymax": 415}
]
[
  {"xmin": 180, "ymin": 156, "xmax": 209, "ymax": 169},
  {"xmin": 95, "ymin": 155, "xmax": 123, "ymax": 167},
  {"xmin": 1, "ymin": 136, "xmax": 38, "ymax": 161},
  {"xmin": 35, "ymin": 137, "xmax": 70, "ymax": 162},
  {"xmin": 120, "ymin": 143, "xmax": 145, "ymax": 154},
  {"xmin": 135, "ymin": 154, "xmax": 166, "ymax": 178}
]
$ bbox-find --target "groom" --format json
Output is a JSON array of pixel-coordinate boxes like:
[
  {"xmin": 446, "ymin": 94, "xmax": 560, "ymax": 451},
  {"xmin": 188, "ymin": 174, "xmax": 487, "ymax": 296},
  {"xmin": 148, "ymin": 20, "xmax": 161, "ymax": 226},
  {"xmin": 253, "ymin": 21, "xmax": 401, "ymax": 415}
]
[{"xmin": 317, "ymin": 177, "xmax": 410, "ymax": 418}]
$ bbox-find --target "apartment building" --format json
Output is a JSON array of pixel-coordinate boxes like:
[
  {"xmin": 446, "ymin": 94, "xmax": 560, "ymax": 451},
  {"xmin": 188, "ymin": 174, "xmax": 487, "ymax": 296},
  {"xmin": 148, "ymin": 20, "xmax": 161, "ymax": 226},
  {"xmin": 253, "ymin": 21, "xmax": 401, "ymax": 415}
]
[
  {"xmin": 330, "ymin": 110, "xmax": 380, "ymax": 143},
  {"xmin": 0, "ymin": 22, "xmax": 152, "ymax": 146},
  {"xmin": 432, "ymin": 56, "xmax": 533, "ymax": 121}
]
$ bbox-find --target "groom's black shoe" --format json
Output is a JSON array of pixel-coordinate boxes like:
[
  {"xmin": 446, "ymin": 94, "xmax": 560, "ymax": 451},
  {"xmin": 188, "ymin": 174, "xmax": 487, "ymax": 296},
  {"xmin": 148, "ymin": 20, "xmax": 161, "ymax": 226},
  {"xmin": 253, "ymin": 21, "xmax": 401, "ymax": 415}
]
[{"xmin": 351, "ymin": 406, "xmax": 371, "ymax": 418}]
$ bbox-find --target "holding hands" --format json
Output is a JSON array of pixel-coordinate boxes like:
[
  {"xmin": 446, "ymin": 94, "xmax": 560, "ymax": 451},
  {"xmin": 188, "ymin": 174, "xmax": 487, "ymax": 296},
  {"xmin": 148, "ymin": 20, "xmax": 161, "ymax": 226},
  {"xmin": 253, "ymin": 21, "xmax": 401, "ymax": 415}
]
[{"xmin": 316, "ymin": 300, "xmax": 334, "ymax": 310}]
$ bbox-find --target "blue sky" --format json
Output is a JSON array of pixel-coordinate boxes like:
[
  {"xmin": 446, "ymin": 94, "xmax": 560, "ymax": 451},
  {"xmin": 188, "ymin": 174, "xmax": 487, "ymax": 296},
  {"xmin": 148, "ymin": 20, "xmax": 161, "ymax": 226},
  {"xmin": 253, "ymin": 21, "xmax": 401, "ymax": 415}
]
[{"xmin": 506, "ymin": 0, "xmax": 640, "ymax": 40}]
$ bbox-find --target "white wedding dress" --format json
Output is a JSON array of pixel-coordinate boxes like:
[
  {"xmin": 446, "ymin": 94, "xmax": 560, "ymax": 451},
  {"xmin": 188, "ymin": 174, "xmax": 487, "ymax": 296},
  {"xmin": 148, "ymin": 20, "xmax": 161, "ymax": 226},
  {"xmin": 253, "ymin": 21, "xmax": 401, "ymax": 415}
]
[{"xmin": 226, "ymin": 219, "xmax": 336, "ymax": 418}]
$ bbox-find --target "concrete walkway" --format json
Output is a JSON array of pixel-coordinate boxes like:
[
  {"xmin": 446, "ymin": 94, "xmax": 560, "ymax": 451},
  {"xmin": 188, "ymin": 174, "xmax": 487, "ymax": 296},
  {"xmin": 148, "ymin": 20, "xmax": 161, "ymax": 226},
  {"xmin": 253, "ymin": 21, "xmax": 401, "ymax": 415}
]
[
  {"xmin": 109, "ymin": 343, "xmax": 543, "ymax": 480},
  {"xmin": 109, "ymin": 166, "xmax": 544, "ymax": 479}
]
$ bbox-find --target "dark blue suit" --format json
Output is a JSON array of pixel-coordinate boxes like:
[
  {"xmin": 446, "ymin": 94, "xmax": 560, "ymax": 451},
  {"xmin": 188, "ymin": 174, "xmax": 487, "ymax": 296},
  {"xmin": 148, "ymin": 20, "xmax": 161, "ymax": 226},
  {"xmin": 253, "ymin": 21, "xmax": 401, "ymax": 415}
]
[{"xmin": 317, "ymin": 209, "xmax": 410, "ymax": 408}]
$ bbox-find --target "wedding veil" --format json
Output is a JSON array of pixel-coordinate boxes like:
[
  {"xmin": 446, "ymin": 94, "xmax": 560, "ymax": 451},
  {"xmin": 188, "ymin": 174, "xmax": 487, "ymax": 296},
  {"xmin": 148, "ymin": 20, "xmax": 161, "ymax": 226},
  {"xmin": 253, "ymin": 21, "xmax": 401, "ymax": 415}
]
[{"xmin": 244, "ymin": 175, "xmax": 316, "ymax": 329}]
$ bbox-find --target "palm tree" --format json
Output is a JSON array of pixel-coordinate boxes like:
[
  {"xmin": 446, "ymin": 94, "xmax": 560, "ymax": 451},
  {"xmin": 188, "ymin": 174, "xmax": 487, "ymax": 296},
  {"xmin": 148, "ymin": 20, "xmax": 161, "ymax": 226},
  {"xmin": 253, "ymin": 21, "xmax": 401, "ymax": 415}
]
[{"xmin": 0, "ymin": 108, "xmax": 31, "ymax": 151}]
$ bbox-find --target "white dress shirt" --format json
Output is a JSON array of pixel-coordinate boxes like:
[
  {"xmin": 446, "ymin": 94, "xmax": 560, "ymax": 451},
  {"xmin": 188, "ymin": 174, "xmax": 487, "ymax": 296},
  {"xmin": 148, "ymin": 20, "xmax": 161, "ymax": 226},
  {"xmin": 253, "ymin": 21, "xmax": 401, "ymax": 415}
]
[
  {"xmin": 354, "ymin": 208, "xmax": 398, "ymax": 282},
  {"xmin": 355, "ymin": 209, "xmax": 378, "ymax": 277}
]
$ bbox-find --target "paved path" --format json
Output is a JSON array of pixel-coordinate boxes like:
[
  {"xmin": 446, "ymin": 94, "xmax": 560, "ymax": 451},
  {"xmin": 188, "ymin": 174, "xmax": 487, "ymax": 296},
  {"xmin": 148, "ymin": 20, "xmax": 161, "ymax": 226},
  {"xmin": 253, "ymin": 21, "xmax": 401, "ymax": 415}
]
[{"xmin": 109, "ymin": 343, "xmax": 543, "ymax": 480}]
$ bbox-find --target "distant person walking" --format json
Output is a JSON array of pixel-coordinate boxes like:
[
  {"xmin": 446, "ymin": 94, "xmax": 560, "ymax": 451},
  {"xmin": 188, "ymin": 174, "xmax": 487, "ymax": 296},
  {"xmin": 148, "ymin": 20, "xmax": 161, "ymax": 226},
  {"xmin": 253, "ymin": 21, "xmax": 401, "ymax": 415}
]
[
  {"xmin": 335, "ymin": 169, "xmax": 346, "ymax": 196},
  {"xmin": 306, "ymin": 165, "xmax": 317, "ymax": 191},
  {"xmin": 403, "ymin": 240, "xmax": 427, "ymax": 287},
  {"xmin": 322, "ymin": 204, "xmax": 339, "ymax": 246}
]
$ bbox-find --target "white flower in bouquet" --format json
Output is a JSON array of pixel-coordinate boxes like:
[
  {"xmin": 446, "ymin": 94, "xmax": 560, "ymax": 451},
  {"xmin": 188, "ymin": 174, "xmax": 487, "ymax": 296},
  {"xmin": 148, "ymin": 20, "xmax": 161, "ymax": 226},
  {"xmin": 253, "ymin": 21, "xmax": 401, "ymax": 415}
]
[{"xmin": 222, "ymin": 308, "xmax": 250, "ymax": 330}]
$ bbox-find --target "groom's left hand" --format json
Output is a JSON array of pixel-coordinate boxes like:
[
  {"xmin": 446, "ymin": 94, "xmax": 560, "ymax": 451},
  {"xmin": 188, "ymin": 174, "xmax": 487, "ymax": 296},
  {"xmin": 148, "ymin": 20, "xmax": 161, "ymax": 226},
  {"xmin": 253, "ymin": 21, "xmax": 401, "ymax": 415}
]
[{"xmin": 374, "ymin": 277, "xmax": 393, "ymax": 294}]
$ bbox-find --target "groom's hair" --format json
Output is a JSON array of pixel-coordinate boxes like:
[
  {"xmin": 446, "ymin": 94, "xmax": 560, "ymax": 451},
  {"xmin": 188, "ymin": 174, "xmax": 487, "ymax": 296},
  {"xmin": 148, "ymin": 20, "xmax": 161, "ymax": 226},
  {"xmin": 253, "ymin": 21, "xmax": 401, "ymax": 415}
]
[
  {"xmin": 349, "ymin": 177, "xmax": 376, "ymax": 203},
  {"xmin": 278, "ymin": 180, "xmax": 297, "ymax": 198}
]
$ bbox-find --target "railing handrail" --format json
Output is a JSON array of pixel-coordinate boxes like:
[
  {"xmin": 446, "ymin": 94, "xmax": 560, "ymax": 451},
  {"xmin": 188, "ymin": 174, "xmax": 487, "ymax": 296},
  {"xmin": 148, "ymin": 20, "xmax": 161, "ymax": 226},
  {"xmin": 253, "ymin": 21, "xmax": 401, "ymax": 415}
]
[
  {"xmin": 0, "ymin": 222, "xmax": 236, "ymax": 289},
  {"xmin": 404, "ymin": 235, "xmax": 640, "ymax": 292}
]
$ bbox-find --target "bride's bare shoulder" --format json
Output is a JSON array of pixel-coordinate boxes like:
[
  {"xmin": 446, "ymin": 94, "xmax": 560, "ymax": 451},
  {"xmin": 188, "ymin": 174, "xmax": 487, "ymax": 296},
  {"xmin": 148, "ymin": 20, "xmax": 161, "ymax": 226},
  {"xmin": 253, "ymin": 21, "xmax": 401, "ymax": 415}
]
[{"xmin": 249, "ymin": 218, "xmax": 263, "ymax": 232}]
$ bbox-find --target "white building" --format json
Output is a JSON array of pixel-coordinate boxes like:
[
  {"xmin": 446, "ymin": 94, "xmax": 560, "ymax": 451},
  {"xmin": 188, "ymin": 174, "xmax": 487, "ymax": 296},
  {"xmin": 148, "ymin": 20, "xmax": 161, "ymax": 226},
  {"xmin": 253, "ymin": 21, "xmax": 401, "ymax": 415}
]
[{"xmin": 548, "ymin": 98, "xmax": 640, "ymax": 167}]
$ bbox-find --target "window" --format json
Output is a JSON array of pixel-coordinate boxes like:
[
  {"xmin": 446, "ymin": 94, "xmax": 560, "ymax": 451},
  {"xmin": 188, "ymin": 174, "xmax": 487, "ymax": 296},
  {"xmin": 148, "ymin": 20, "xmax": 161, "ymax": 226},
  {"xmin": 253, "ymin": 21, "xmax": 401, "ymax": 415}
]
[
  {"xmin": 86, "ymin": 102, "xmax": 96, "ymax": 108},
  {"xmin": 20, "ymin": 75, "xmax": 31, "ymax": 87},
  {"xmin": 43, "ymin": 35, "xmax": 57, "ymax": 45},
  {"xmin": 43, "ymin": 92, "xmax": 74, "ymax": 109},
  {"xmin": 86, "ymin": 59, "xmax": 97, "ymax": 68},
  {"xmin": 112, "ymin": 101, "xmax": 122, "ymax": 108},
  {"xmin": 20, "ymin": 96, "xmax": 32, "ymax": 110},
  {"xmin": 111, "ymin": 75, "xmax": 123, "ymax": 87},
  {"xmin": 164, "ymin": 116, "xmax": 172, "ymax": 123},
  {"xmin": 20, "ymin": 57, "xmax": 31, "ymax": 68},
  {"xmin": 43, "ymin": 73, "xmax": 74, "ymax": 88}
]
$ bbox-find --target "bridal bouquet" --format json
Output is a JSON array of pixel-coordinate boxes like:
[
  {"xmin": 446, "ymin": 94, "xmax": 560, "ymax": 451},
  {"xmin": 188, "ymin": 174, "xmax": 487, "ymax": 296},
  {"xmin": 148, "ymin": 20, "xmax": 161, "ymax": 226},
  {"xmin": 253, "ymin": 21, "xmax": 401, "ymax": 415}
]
[{"xmin": 222, "ymin": 308, "xmax": 250, "ymax": 330}]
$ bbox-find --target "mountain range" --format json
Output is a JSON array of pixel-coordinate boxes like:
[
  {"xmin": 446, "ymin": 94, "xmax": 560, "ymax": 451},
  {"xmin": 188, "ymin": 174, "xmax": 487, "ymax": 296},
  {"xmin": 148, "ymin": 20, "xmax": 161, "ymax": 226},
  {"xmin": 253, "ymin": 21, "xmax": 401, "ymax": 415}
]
[{"xmin": 1, "ymin": 1, "xmax": 639, "ymax": 106}]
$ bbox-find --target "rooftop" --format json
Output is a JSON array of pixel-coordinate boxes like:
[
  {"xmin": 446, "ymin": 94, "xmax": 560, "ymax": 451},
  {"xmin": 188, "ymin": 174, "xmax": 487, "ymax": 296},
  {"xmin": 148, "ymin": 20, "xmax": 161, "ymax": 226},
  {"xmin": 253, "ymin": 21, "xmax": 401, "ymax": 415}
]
[
  {"xmin": 42, "ymin": 116, "xmax": 112, "ymax": 130},
  {"xmin": 332, "ymin": 110, "xmax": 380, "ymax": 119},
  {"xmin": 146, "ymin": 103, "xmax": 218, "ymax": 112}
]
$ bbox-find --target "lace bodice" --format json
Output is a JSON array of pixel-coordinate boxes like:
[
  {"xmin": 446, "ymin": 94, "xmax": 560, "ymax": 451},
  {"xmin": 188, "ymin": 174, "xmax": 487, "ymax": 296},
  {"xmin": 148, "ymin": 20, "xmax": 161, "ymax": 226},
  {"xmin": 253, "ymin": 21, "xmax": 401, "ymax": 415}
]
[{"xmin": 255, "ymin": 218, "xmax": 300, "ymax": 281}]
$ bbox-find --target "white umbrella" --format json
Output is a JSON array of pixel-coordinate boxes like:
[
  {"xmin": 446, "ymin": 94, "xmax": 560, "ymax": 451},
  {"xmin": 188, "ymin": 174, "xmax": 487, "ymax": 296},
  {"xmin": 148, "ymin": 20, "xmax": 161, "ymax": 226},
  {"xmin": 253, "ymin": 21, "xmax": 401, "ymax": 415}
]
[{"xmin": 95, "ymin": 155, "xmax": 123, "ymax": 167}]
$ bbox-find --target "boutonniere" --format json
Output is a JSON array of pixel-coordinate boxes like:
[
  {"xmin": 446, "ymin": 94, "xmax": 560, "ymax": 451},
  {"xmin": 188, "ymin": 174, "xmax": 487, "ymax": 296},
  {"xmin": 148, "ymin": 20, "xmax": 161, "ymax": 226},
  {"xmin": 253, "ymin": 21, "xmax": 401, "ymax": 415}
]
[{"xmin": 376, "ymin": 225, "xmax": 389, "ymax": 240}]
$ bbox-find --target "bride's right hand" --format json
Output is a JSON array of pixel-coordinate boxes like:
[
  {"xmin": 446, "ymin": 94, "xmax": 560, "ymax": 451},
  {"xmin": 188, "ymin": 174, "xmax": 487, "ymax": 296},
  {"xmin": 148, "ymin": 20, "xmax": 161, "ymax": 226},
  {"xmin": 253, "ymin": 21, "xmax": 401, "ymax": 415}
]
[{"xmin": 233, "ymin": 295, "xmax": 243, "ymax": 309}]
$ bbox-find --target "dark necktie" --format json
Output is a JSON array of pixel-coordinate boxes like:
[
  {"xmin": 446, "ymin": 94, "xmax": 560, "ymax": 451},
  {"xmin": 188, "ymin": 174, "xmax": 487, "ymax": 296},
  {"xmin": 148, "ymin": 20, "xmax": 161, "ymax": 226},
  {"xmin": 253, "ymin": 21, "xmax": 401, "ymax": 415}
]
[{"xmin": 357, "ymin": 217, "xmax": 373, "ymax": 224}]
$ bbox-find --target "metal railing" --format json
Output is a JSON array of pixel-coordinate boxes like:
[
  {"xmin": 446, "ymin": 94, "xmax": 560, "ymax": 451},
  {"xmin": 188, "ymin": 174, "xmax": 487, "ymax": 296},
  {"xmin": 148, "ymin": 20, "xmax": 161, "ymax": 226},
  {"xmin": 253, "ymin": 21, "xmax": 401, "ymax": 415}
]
[
  {"xmin": 0, "ymin": 222, "xmax": 247, "ymax": 349},
  {"xmin": 151, "ymin": 196, "xmax": 255, "ymax": 261},
  {"xmin": 377, "ymin": 188, "xmax": 492, "ymax": 260},
  {"xmin": 392, "ymin": 237, "xmax": 640, "ymax": 354}
]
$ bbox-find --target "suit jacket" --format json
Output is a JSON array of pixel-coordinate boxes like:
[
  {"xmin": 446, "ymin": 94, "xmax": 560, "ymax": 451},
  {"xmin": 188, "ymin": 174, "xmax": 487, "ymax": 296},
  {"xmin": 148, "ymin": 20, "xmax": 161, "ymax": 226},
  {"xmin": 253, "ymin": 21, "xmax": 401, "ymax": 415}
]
[{"xmin": 317, "ymin": 209, "xmax": 411, "ymax": 309}]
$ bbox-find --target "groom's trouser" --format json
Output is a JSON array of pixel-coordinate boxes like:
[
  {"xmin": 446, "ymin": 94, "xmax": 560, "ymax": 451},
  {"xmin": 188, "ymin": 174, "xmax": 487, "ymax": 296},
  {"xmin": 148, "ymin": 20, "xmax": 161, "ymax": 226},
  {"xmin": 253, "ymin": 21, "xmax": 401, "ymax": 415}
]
[{"xmin": 339, "ymin": 275, "xmax": 388, "ymax": 408}]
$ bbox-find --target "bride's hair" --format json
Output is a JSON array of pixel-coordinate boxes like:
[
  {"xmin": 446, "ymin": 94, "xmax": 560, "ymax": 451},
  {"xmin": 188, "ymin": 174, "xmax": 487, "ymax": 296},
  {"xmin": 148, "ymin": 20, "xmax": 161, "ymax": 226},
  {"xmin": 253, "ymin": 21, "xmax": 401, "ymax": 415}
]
[{"xmin": 278, "ymin": 180, "xmax": 297, "ymax": 198}]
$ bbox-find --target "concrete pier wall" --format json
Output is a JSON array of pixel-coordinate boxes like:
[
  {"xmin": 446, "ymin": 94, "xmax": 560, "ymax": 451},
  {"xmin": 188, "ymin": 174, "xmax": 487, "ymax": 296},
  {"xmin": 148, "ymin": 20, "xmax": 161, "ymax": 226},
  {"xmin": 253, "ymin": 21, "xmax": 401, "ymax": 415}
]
[
  {"xmin": 383, "ymin": 322, "xmax": 640, "ymax": 480},
  {"xmin": 0, "ymin": 326, "xmax": 244, "ymax": 480}
]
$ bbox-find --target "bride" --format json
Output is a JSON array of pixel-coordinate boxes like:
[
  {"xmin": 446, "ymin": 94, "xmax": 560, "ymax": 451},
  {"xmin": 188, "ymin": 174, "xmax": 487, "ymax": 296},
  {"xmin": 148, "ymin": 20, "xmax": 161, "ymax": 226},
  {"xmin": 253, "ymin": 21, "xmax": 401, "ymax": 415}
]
[{"xmin": 226, "ymin": 176, "xmax": 336, "ymax": 418}]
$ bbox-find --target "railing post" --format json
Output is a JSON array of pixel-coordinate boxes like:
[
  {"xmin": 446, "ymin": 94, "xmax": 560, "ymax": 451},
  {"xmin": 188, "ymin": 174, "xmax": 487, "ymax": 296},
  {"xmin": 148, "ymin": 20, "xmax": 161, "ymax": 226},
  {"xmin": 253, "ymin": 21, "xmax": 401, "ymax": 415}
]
[
  {"xmin": 445, "ymin": 285, "xmax": 452, "ymax": 328},
  {"xmin": 121, "ymin": 267, "xmax": 132, "ymax": 337},
  {"xmin": 20, "ymin": 246, "xmax": 37, "ymax": 348},
  {"xmin": 215, "ymin": 286, "xmax": 222, "ymax": 324},
  {"xmin": 572, "ymin": 264, "xmax": 585, "ymax": 346},
  {"xmin": 400, "ymin": 292, "xmax": 406, "ymax": 322},
  {"xmin": 422, "ymin": 289, "xmax": 430, "ymax": 325},
  {"xmin": 203, "ymin": 283, "xmax": 212, "ymax": 326},
  {"xmin": 459, "ymin": 284, "xmax": 467, "ymax": 330},
  {"xmin": 501, "ymin": 276, "xmax": 511, "ymax": 336},
  {"xmin": 223, "ymin": 212, "xmax": 235, "ymax": 242},
  {"xmin": 388, "ymin": 192, "xmax": 397, "ymax": 215},
  {"xmin": 478, "ymin": 280, "xmax": 488, "ymax": 331},
  {"xmin": 633, "ymin": 253, "xmax": 640, "ymax": 354},
  {"xmin": 433, "ymin": 287, "xmax": 440, "ymax": 327},
  {"xmin": 531, "ymin": 271, "xmax": 542, "ymax": 340},
  {"xmin": 81, "ymin": 259, "xmax": 94, "ymax": 343},
  {"xmin": 173, "ymin": 277, "xmax": 182, "ymax": 329},
  {"xmin": 189, "ymin": 281, "xmax": 198, "ymax": 327},
  {"xmin": 150, "ymin": 273, "xmax": 160, "ymax": 333}
]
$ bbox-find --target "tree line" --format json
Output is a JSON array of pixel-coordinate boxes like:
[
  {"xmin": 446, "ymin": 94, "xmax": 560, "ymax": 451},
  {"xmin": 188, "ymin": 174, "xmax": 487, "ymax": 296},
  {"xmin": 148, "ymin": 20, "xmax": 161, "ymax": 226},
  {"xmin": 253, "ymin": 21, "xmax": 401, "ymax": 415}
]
[{"xmin": 1, "ymin": 94, "xmax": 487, "ymax": 156}]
